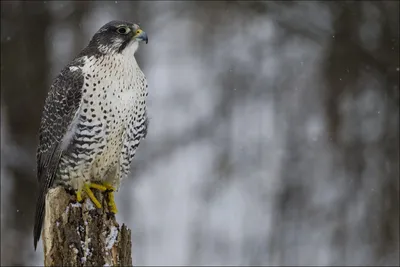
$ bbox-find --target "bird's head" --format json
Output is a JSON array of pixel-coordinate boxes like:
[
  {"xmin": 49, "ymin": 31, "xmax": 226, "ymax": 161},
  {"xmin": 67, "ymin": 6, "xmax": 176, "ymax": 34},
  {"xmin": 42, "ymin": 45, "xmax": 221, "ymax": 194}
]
[{"xmin": 86, "ymin": 20, "xmax": 148, "ymax": 56}]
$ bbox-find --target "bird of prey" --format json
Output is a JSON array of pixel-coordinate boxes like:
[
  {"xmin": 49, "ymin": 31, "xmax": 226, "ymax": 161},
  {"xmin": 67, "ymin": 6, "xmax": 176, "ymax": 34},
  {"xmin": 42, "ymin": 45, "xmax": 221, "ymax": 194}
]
[{"xmin": 33, "ymin": 20, "xmax": 149, "ymax": 250}]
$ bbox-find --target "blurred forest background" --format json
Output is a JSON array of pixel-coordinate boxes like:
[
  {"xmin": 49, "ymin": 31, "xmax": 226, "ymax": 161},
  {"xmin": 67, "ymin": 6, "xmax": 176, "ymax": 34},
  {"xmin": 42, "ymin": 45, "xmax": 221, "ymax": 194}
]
[{"xmin": 1, "ymin": 0, "xmax": 399, "ymax": 266}]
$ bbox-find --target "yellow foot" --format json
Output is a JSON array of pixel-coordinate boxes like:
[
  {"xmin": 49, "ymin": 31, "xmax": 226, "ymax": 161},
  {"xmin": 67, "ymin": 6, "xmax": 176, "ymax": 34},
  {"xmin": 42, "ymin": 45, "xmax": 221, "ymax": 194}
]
[
  {"xmin": 103, "ymin": 182, "xmax": 118, "ymax": 214},
  {"xmin": 75, "ymin": 182, "xmax": 118, "ymax": 213},
  {"xmin": 107, "ymin": 191, "xmax": 118, "ymax": 214},
  {"xmin": 76, "ymin": 190, "xmax": 83, "ymax": 203},
  {"xmin": 84, "ymin": 183, "xmax": 102, "ymax": 208}
]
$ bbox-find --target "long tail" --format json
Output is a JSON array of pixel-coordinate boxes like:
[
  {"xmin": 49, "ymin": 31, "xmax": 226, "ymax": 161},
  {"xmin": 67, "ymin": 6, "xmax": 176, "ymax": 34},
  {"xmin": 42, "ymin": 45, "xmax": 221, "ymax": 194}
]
[
  {"xmin": 34, "ymin": 147, "xmax": 61, "ymax": 250},
  {"xmin": 33, "ymin": 190, "xmax": 46, "ymax": 250}
]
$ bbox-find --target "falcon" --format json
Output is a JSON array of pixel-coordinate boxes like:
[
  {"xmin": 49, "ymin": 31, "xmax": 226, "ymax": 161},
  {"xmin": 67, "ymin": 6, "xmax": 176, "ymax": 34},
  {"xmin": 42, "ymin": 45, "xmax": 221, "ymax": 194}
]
[{"xmin": 33, "ymin": 20, "xmax": 149, "ymax": 250}]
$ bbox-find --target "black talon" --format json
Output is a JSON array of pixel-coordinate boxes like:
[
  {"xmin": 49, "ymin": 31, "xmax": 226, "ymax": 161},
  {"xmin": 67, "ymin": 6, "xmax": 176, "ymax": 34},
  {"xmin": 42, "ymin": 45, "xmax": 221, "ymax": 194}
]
[
  {"xmin": 106, "ymin": 211, "xmax": 116, "ymax": 219},
  {"xmin": 66, "ymin": 187, "xmax": 76, "ymax": 195}
]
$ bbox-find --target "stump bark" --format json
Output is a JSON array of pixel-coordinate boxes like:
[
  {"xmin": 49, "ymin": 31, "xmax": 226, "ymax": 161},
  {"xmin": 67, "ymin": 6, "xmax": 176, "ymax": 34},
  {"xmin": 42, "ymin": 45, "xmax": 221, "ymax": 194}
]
[{"xmin": 42, "ymin": 186, "xmax": 132, "ymax": 266}]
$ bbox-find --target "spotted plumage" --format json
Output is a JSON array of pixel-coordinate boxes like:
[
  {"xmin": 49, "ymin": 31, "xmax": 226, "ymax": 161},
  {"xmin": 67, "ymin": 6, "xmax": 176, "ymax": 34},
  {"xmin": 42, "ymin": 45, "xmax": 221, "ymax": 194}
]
[{"xmin": 34, "ymin": 20, "xmax": 149, "ymax": 249}]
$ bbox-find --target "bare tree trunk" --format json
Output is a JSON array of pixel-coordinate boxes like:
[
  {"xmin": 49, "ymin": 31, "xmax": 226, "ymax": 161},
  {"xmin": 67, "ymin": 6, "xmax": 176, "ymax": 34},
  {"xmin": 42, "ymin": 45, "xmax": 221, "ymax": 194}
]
[{"xmin": 42, "ymin": 187, "xmax": 132, "ymax": 266}]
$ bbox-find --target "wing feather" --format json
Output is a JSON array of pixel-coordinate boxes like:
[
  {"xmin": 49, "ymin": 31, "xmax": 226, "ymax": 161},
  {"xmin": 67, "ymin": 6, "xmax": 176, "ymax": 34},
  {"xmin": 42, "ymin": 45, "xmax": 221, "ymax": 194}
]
[{"xmin": 33, "ymin": 61, "xmax": 84, "ymax": 250}]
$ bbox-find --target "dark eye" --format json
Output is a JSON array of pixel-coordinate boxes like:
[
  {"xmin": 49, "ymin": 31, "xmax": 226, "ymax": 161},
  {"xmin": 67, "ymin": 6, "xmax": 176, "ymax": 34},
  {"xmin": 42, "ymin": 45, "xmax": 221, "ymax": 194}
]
[{"xmin": 116, "ymin": 27, "xmax": 130, "ymax": 34}]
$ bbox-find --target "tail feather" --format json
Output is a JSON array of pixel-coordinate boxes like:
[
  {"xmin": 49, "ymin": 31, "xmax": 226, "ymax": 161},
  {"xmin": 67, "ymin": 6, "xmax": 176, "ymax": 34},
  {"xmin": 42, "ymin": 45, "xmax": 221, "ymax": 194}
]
[
  {"xmin": 33, "ymin": 188, "xmax": 46, "ymax": 250},
  {"xmin": 34, "ymin": 146, "xmax": 62, "ymax": 250}
]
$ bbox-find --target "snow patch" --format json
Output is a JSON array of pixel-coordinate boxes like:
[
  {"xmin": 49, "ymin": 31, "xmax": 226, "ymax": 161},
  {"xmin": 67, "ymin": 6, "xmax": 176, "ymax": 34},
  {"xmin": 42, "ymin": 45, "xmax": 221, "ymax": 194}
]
[
  {"xmin": 85, "ymin": 199, "xmax": 96, "ymax": 210},
  {"xmin": 81, "ymin": 227, "xmax": 92, "ymax": 262},
  {"xmin": 105, "ymin": 226, "xmax": 118, "ymax": 250},
  {"xmin": 71, "ymin": 202, "xmax": 82, "ymax": 208}
]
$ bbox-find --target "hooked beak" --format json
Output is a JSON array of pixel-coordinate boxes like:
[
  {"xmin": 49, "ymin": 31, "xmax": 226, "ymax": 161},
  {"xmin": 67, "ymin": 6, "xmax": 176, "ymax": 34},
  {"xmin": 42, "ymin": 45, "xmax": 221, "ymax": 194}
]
[{"xmin": 134, "ymin": 29, "xmax": 148, "ymax": 44}]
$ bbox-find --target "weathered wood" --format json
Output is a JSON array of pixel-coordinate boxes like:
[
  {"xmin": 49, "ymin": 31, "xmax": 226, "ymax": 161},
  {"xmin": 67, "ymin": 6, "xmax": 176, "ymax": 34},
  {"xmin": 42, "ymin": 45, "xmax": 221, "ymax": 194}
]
[{"xmin": 42, "ymin": 186, "xmax": 132, "ymax": 266}]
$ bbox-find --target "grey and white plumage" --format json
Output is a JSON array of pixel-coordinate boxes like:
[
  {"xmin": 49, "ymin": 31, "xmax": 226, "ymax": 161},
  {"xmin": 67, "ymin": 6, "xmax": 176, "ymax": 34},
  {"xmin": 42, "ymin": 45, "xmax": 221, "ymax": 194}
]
[{"xmin": 34, "ymin": 20, "xmax": 149, "ymax": 249}]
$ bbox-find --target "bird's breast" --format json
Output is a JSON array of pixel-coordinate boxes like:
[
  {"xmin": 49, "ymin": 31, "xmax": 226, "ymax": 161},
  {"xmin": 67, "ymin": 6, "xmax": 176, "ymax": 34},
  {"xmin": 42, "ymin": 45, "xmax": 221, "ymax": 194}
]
[
  {"xmin": 75, "ymin": 56, "xmax": 145, "ymax": 178},
  {"xmin": 61, "ymin": 54, "xmax": 147, "ymax": 182}
]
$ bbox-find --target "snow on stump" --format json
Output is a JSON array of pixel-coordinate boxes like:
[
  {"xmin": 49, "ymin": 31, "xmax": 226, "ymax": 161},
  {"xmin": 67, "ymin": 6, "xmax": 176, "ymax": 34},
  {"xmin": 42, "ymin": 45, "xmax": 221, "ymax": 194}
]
[{"xmin": 42, "ymin": 186, "xmax": 132, "ymax": 266}]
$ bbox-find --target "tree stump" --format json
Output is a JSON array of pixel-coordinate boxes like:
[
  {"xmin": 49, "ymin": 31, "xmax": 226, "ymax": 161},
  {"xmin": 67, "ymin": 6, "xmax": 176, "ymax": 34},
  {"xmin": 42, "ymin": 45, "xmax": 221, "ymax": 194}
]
[{"xmin": 42, "ymin": 186, "xmax": 132, "ymax": 266}]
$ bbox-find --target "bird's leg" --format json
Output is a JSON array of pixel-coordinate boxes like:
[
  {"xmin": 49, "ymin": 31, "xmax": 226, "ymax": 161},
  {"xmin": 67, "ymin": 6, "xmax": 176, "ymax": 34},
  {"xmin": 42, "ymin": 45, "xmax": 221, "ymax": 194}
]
[
  {"xmin": 88, "ymin": 183, "xmax": 108, "ymax": 192},
  {"xmin": 75, "ymin": 182, "xmax": 118, "ymax": 213},
  {"xmin": 103, "ymin": 182, "xmax": 118, "ymax": 214},
  {"xmin": 83, "ymin": 183, "xmax": 103, "ymax": 209},
  {"xmin": 76, "ymin": 190, "xmax": 83, "ymax": 203}
]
